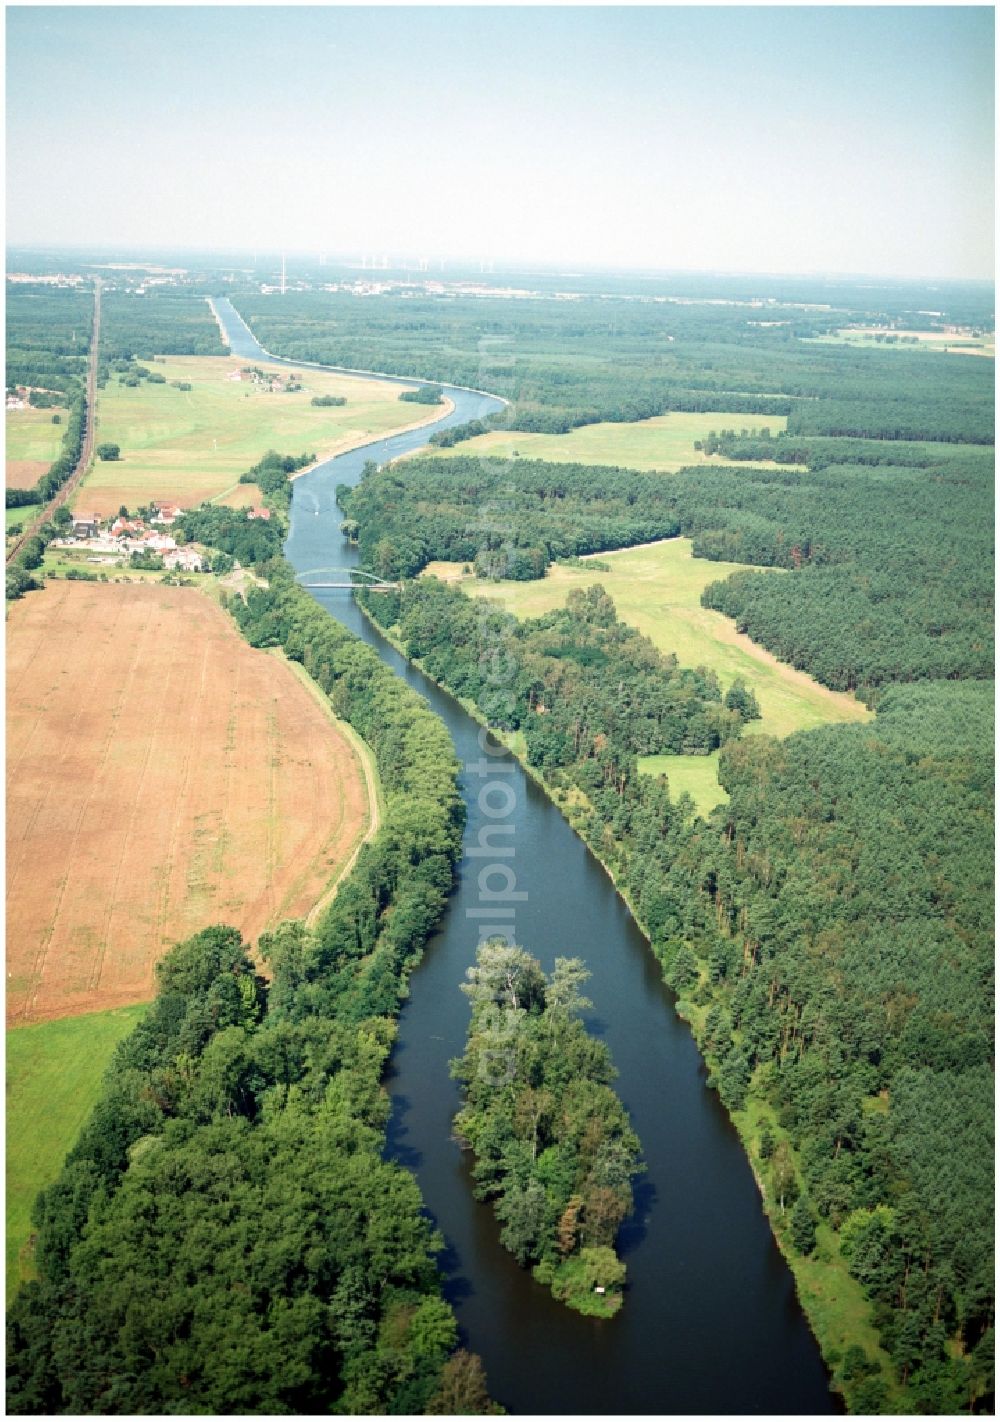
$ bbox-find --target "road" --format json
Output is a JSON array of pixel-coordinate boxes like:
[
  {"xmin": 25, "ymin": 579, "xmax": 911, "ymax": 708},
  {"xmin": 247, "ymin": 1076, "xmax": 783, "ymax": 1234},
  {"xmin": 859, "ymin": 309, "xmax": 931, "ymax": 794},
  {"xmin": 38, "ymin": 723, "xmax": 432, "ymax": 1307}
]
[{"xmin": 6, "ymin": 279, "xmax": 102, "ymax": 567}]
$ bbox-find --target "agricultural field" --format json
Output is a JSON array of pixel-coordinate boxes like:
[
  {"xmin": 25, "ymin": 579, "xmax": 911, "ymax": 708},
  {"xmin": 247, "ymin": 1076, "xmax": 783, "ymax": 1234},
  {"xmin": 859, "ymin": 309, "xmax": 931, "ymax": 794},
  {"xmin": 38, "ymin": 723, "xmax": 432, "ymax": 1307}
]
[
  {"xmin": 6, "ymin": 579, "xmax": 373, "ymax": 1025},
  {"xmin": 802, "ymin": 327, "xmax": 995, "ymax": 357},
  {"xmin": 76, "ymin": 354, "xmax": 449, "ymax": 516},
  {"xmin": 7, "ymin": 1004, "xmax": 146, "ymax": 1296},
  {"xmin": 426, "ymin": 538, "xmax": 871, "ymax": 742},
  {"xmin": 418, "ymin": 408, "xmax": 797, "ymax": 472},
  {"xmin": 5, "ymin": 403, "xmax": 67, "ymax": 488}
]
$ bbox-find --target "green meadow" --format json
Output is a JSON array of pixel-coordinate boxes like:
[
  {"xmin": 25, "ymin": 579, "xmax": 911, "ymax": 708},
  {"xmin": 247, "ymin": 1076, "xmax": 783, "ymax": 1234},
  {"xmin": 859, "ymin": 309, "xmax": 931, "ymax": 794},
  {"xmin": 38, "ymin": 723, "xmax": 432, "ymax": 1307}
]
[
  {"xmin": 7, "ymin": 1005, "xmax": 147, "ymax": 1296},
  {"xmin": 801, "ymin": 329, "xmax": 994, "ymax": 357},
  {"xmin": 419, "ymin": 409, "xmax": 800, "ymax": 472},
  {"xmin": 637, "ymin": 751, "xmax": 729, "ymax": 818},
  {"xmin": 5, "ymin": 404, "xmax": 68, "ymax": 490},
  {"xmin": 76, "ymin": 354, "xmax": 439, "ymax": 516},
  {"xmin": 434, "ymin": 539, "xmax": 871, "ymax": 740},
  {"xmin": 5, "ymin": 405, "xmax": 67, "ymax": 463}
]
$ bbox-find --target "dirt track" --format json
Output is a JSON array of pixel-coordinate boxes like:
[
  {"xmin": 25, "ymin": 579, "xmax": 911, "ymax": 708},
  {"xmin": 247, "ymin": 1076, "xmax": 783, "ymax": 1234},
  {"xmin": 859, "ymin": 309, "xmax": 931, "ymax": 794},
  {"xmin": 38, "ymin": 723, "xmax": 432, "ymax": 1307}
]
[{"xmin": 6, "ymin": 581, "xmax": 370, "ymax": 1024}]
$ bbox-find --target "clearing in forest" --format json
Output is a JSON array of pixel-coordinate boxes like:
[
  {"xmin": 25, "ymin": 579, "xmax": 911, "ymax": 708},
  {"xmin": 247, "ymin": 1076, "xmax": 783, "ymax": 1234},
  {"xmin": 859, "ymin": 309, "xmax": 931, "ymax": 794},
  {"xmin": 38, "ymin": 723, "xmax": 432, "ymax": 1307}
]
[
  {"xmin": 76, "ymin": 353, "xmax": 449, "ymax": 516},
  {"xmin": 425, "ymin": 539, "xmax": 871, "ymax": 812},
  {"xmin": 802, "ymin": 328, "xmax": 995, "ymax": 357},
  {"xmin": 6, "ymin": 580, "xmax": 372, "ymax": 1025},
  {"xmin": 419, "ymin": 408, "xmax": 800, "ymax": 472},
  {"xmin": 5, "ymin": 404, "xmax": 67, "ymax": 489}
]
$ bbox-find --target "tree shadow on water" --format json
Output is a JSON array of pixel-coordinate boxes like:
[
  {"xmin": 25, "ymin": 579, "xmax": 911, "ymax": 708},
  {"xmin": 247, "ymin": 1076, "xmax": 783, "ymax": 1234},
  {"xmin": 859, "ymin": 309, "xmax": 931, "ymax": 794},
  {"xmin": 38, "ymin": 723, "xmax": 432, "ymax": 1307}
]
[
  {"xmin": 435, "ymin": 1236, "xmax": 474, "ymax": 1308},
  {"xmin": 383, "ymin": 1093, "xmax": 422, "ymax": 1170},
  {"xmin": 616, "ymin": 1173, "xmax": 657, "ymax": 1259}
]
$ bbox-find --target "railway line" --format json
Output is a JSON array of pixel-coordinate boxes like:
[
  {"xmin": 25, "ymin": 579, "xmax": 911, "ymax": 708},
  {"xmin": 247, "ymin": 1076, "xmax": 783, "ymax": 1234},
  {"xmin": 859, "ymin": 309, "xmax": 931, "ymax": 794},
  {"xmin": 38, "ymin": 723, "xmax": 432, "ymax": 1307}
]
[{"xmin": 6, "ymin": 279, "xmax": 102, "ymax": 568}]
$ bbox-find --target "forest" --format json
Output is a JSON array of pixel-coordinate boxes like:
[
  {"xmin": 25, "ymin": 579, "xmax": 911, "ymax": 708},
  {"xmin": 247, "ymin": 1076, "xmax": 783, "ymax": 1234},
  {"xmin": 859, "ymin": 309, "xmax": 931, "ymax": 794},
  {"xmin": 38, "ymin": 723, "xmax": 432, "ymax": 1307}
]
[
  {"xmin": 338, "ymin": 455, "xmax": 683, "ymax": 579},
  {"xmin": 232, "ymin": 289, "xmax": 993, "ymax": 443},
  {"xmin": 6, "ymin": 549, "xmax": 506, "ymax": 1413},
  {"xmin": 343, "ymin": 443, "xmax": 993, "ymax": 697},
  {"xmin": 360, "ymin": 577, "xmax": 994, "ymax": 1413},
  {"xmin": 453, "ymin": 943, "xmax": 642, "ymax": 1316},
  {"xmin": 98, "ymin": 290, "xmax": 227, "ymax": 361},
  {"xmin": 5, "ymin": 285, "xmax": 91, "ymax": 393}
]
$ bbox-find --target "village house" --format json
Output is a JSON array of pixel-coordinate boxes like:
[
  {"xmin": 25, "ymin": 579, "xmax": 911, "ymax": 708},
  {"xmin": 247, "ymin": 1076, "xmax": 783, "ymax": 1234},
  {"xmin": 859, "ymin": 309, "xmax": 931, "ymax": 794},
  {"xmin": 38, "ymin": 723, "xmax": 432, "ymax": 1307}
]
[
  {"xmin": 247, "ymin": 506, "xmax": 271, "ymax": 521},
  {"xmin": 71, "ymin": 514, "xmax": 100, "ymax": 539},
  {"xmin": 151, "ymin": 502, "xmax": 184, "ymax": 525},
  {"xmin": 162, "ymin": 547, "xmax": 204, "ymax": 573}
]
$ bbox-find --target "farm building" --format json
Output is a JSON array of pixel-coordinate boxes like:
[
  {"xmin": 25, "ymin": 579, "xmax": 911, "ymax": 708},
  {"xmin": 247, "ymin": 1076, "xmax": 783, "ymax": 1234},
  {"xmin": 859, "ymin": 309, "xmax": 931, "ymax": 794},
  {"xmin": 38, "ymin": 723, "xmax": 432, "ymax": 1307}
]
[
  {"xmin": 163, "ymin": 548, "xmax": 204, "ymax": 572},
  {"xmin": 151, "ymin": 502, "xmax": 184, "ymax": 524}
]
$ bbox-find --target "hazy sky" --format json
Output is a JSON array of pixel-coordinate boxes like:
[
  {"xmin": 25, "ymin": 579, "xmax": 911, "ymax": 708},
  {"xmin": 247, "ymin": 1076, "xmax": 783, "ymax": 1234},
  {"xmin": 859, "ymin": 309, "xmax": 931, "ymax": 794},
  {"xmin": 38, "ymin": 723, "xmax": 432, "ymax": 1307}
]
[{"xmin": 6, "ymin": 5, "xmax": 995, "ymax": 279}]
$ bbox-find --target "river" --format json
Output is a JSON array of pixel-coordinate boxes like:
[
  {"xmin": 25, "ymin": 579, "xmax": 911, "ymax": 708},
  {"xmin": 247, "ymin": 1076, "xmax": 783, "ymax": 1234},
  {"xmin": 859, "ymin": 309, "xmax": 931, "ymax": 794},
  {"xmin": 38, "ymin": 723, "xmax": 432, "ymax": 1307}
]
[{"xmin": 213, "ymin": 297, "xmax": 834, "ymax": 1415}]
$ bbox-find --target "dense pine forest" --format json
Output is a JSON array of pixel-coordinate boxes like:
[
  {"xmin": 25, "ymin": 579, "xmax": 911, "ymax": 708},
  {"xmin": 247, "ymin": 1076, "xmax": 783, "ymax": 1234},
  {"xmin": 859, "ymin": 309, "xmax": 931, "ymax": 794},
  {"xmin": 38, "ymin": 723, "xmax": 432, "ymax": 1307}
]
[
  {"xmin": 97, "ymin": 290, "xmax": 226, "ymax": 361},
  {"xmin": 5, "ymin": 285, "xmax": 91, "ymax": 391},
  {"xmin": 339, "ymin": 455, "xmax": 684, "ymax": 578}
]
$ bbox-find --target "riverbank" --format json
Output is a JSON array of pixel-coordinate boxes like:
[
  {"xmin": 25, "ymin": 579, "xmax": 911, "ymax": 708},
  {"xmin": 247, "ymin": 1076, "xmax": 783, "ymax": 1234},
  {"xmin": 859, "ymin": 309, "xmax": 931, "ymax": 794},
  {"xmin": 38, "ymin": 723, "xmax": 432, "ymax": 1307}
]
[
  {"xmin": 212, "ymin": 296, "xmax": 511, "ymax": 407},
  {"xmin": 286, "ymin": 394, "xmax": 455, "ymax": 484},
  {"xmin": 356, "ymin": 594, "xmax": 898, "ymax": 1412},
  {"xmin": 263, "ymin": 647, "xmax": 384, "ymax": 931}
]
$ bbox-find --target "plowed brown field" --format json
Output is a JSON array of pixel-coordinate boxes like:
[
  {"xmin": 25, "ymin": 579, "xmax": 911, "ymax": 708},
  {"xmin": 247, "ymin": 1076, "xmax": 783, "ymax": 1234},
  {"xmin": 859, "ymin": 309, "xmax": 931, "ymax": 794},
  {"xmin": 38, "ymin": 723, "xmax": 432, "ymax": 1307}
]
[
  {"xmin": 5, "ymin": 461, "xmax": 49, "ymax": 490},
  {"xmin": 6, "ymin": 581, "xmax": 370, "ymax": 1024}
]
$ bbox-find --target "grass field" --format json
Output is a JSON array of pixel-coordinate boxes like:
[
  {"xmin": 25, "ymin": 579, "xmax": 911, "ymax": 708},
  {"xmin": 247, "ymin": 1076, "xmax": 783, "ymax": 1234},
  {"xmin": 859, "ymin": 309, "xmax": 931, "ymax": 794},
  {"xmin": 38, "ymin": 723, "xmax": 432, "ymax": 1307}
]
[
  {"xmin": 76, "ymin": 354, "xmax": 448, "ymax": 516},
  {"xmin": 637, "ymin": 751, "xmax": 729, "ymax": 818},
  {"xmin": 426, "ymin": 538, "xmax": 870, "ymax": 751},
  {"xmin": 7, "ymin": 1004, "xmax": 146, "ymax": 1296},
  {"xmin": 6, "ymin": 580, "xmax": 373, "ymax": 1025},
  {"xmin": 414, "ymin": 409, "xmax": 799, "ymax": 473},
  {"xmin": 802, "ymin": 328, "xmax": 995, "ymax": 357},
  {"xmin": 5, "ymin": 405, "xmax": 67, "ymax": 489}
]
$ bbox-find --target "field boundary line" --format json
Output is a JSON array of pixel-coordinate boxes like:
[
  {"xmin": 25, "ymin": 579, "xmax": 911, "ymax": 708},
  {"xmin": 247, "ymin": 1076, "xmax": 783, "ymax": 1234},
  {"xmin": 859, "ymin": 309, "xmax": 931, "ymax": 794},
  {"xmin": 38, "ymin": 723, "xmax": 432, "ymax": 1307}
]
[{"xmin": 263, "ymin": 649, "xmax": 383, "ymax": 930}]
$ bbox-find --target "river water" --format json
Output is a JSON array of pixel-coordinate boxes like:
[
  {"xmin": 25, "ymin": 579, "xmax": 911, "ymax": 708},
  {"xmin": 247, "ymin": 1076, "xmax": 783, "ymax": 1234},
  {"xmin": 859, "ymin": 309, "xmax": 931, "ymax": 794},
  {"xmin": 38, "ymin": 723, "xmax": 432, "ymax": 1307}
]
[{"xmin": 214, "ymin": 298, "xmax": 833, "ymax": 1415}]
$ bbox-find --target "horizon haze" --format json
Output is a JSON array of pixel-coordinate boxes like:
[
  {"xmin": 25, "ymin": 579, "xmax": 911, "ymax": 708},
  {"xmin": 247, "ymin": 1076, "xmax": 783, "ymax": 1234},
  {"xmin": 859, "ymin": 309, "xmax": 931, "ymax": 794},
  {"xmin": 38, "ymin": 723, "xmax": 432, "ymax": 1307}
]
[{"xmin": 6, "ymin": 5, "xmax": 996, "ymax": 282}]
